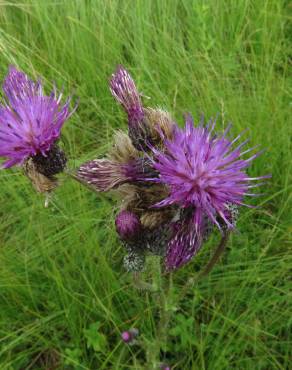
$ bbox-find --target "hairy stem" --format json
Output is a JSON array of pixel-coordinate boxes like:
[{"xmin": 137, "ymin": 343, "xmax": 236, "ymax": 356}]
[
  {"xmin": 132, "ymin": 272, "xmax": 157, "ymax": 292},
  {"xmin": 146, "ymin": 260, "xmax": 172, "ymax": 370},
  {"xmin": 156, "ymin": 273, "xmax": 172, "ymax": 361}
]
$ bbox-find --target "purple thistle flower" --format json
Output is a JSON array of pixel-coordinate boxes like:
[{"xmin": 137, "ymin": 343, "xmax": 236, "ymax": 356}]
[
  {"xmin": 115, "ymin": 210, "xmax": 142, "ymax": 240},
  {"xmin": 110, "ymin": 65, "xmax": 144, "ymax": 125},
  {"xmin": 77, "ymin": 157, "xmax": 156, "ymax": 192},
  {"xmin": 166, "ymin": 211, "xmax": 204, "ymax": 271},
  {"xmin": 121, "ymin": 331, "xmax": 132, "ymax": 343},
  {"xmin": 110, "ymin": 65, "xmax": 150, "ymax": 150},
  {"xmin": 148, "ymin": 114, "xmax": 268, "ymax": 271},
  {"xmin": 0, "ymin": 66, "xmax": 75, "ymax": 169},
  {"xmin": 121, "ymin": 328, "xmax": 139, "ymax": 344}
]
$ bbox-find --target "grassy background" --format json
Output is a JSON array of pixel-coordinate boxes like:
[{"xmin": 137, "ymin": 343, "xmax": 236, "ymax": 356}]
[{"xmin": 0, "ymin": 0, "xmax": 291, "ymax": 369}]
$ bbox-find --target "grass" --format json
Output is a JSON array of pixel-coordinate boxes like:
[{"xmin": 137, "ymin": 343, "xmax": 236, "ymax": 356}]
[{"xmin": 0, "ymin": 0, "xmax": 291, "ymax": 369}]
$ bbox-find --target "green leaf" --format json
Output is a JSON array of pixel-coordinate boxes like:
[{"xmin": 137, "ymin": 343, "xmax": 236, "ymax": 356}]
[{"xmin": 83, "ymin": 322, "xmax": 108, "ymax": 353}]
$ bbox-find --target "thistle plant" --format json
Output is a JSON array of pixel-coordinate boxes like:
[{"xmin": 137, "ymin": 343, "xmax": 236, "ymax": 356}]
[
  {"xmin": 0, "ymin": 64, "xmax": 268, "ymax": 369},
  {"xmin": 77, "ymin": 65, "xmax": 268, "ymax": 368}
]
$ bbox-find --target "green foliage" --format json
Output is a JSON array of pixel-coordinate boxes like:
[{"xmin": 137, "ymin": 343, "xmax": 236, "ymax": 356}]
[
  {"xmin": 83, "ymin": 322, "xmax": 107, "ymax": 353},
  {"xmin": 0, "ymin": 0, "xmax": 291, "ymax": 369},
  {"xmin": 64, "ymin": 347, "xmax": 82, "ymax": 367},
  {"xmin": 169, "ymin": 314, "xmax": 197, "ymax": 351}
]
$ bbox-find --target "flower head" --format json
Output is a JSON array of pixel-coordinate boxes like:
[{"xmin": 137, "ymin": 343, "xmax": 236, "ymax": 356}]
[
  {"xmin": 77, "ymin": 157, "xmax": 156, "ymax": 192},
  {"xmin": 110, "ymin": 65, "xmax": 144, "ymax": 125},
  {"xmin": 121, "ymin": 328, "xmax": 139, "ymax": 344},
  {"xmin": 147, "ymin": 114, "xmax": 268, "ymax": 270},
  {"xmin": 150, "ymin": 114, "xmax": 266, "ymax": 230},
  {"xmin": 165, "ymin": 211, "xmax": 204, "ymax": 270},
  {"xmin": 0, "ymin": 66, "xmax": 75, "ymax": 169},
  {"xmin": 110, "ymin": 66, "xmax": 145, "ymax": 150},
  {"xmin": 110, "ymin": 65, "xmax": 176, "ymax": 152}
]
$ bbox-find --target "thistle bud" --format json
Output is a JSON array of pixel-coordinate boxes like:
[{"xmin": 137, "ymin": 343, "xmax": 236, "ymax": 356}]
[
  {"xmin": 121, "ymin": 328, "xmax": 139, "ymax": 345},
  {"xmin": 77, "ymin": 158, "xmax": 155, "ymax": 192},
  {"xmin": 115, "ymin": 210, "xmax": 141, "ymax": 241},
  {"xmin": 109, "ymin": 65, "xmax": 177, "ymax": 152},
  {"xmin": 110, "ymin": 65, "xmax": 146, "ymax": 151}
]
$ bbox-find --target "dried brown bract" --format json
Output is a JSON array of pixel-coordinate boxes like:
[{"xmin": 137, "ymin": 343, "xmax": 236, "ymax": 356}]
[{"xmin": 23, "ymin": 158, "xmax": 58, "ymax": 194}]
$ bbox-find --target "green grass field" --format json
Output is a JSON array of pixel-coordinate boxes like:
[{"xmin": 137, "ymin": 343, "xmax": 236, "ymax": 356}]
[{"xmin": 0, "ymin": 1, "xmax": 291, "ymax": 369}]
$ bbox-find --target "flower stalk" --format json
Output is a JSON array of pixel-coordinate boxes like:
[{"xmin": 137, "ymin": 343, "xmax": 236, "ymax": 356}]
[
  {"xmin": 199, "ymin": 230, "xmax": 231, "ymax": 278},
  {"xmin": 143, "ymin": 258, "xmax": 172, "ymax": 369}
]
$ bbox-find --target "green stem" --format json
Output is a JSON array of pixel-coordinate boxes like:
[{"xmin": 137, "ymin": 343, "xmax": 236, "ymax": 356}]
[
  {"xmin": 156, "ymin": 273, "xmax": 172, "ymax": 355},
  {"xmin": 199, "ymin": 230, "xmax": 230, "ymax": 278},
  {"xmin": 146, "ymin": 260, "xmax": 172, "ymax": 370},
  {"xmin": 143, "ymin": 231, "xmax": 229, "ymax": 369},
  {"xmin": 132, "ymin": 272, "xmax": 157, "ymax": 292},
  {"xmin": 177, "ymin": 231, "xmax": 230, "ymax": 304}
]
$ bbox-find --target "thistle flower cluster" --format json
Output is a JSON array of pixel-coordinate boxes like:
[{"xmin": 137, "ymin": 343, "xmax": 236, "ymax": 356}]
[
  {"xmin": 77, "ymin": 65, "xmax": 267, "ymax": 272},
  {"xmin": 0, "ymin": 65, "xmax": 267, "ymax": 272}
]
